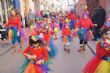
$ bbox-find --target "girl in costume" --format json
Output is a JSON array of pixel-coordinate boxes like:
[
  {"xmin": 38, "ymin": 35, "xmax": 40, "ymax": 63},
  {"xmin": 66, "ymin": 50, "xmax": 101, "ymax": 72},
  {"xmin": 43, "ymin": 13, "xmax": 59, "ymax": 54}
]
[
  {"xmin": 37, "ymin": 25, "xmax": 57, "ymax": 72},
  {"xmin": 20, "ymin": 38, "xmax": 49, "ymax": 73},
  {"xmin": 42, "ymin": 25, "xmax": 57, "ymax": 58},
  {"xmin": 83, "ymin": 28, "xmax": 110, "ymax": 73},
  {"xmin": 62, "ymin": 23, "xmax": 71, "ymax": 53},
  {"xmin": 75, "ymin": 13, "xmax": 94, "ymax": 52},
  {"xmin": 5, "ymin": 8, "xmax": 21, "ymax": 51}
]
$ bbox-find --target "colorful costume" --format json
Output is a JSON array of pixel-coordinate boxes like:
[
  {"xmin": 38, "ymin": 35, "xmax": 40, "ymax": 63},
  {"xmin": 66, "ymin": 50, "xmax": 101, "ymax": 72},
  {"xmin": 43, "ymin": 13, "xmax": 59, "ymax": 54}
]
[
  {"xmin": 42, "ymin": 31, "xmax": 57, "ymax": 58},
  {"xmin": 75, "ymin": 18, "xmax": 94, "ymax": 50},
  {"xmin": 83, "ymin": 42, "xmax": 110, "ymax": 73},
  {"xmin": 5, "ymin": 16, "xmax": 21, "ymax": 45},
  {"xmin": 21, "ymin": 46, "xmax": 49, "ymax": 73},
  {"xmin": 62, "ymin": 25, "xmax": 71, "ymax": 51}
]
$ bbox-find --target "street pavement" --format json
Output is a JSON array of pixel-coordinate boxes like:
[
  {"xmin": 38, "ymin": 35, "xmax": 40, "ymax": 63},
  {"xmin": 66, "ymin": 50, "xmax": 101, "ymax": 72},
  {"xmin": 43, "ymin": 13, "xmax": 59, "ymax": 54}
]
[{"xmin": 0, "ymin": 32, "xmax": 96, "ymax": 73}]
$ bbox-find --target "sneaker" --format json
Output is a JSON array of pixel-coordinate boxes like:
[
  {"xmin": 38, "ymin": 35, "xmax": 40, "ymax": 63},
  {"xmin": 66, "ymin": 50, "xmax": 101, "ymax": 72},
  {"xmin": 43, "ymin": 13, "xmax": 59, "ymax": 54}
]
[
  {"xmin": 64, "ymin": 48, "xmax": 66, "ymax": 51},
  {"xmin": 67, "ymin": 49, "xmax": 70, "ymax": 53},
  {"xmin": 82, "ymin": 48, "xmax": 86, "ymax": 51},
  {"xmin": 77, "ymin": 49, "xmax": 83, "ymax": 52}
]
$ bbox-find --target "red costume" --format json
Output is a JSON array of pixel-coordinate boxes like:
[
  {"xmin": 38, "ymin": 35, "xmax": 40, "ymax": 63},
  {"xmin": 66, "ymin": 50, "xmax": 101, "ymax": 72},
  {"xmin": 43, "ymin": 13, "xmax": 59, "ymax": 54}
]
[
  {"xmin": 62, "ymin": 28, "xmax": 71, "ymax": 44},
  {"xmin": 23, "ymin": 46, "xmax": 49, "ymax": 73},
  {"xmin": 75, "ymin": 18, "xmax": 94, "ymax": 29},
  {"xmin": 67, "ymin": 11, "xmax": 77, "ymax": 20},
  {"xmin": 5, "ymin": 16, "xmax": 21, "ymax": 31},
  {"xmin": 62, "ymin": 28, "xmax": 71, "ymax": 37},
  {"xmin": 83, "ymin": 42, "xmax": 110, "ymax": 73}
]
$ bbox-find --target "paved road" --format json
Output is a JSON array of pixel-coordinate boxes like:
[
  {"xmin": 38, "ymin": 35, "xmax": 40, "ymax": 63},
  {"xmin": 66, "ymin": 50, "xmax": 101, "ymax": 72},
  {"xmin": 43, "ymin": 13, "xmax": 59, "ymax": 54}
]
[{"xmin": 0, "ymin": 32, "xmax": 95, "ymax": 73}]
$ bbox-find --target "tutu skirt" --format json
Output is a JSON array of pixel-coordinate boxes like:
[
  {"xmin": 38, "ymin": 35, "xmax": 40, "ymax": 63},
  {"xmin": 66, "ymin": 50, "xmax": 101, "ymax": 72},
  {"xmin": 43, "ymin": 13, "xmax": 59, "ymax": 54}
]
[
  {"xmin": 86, "ymin": 30, "xmax": 93, "ymax": 41},
  {"xmin": 8, "ymin": 29, "xmax": 13, "ymax": 41},
  {"xmin": 24, "ymin": 63, "xmax": 42, "ymax": 73},
  {"xmin": 20, "ymin": 29, "xmax": 28, "ymax": 44},
  {"xmin": 94, "ymin": 60, "xmax": 110, "ymax": 73},
  {"xmin": 78, "ymin": 28, "xmax": 92, "ymax": 41},
  {"xmin": 20, "ymin": 59, "xmax": 48, "ymax": 73},
  {"xmin": 49, "ymin": 38, "xmax": 58, "ymax": 58},
  {"xmin": 83, "ymin": 56, "xmax": 110, "ymax": 73},
  {"xmin": 62, "ymin": 36, "xmax": 68, "ymax": 44},
  {"xmin": 8, "ymin": 27, "xmax": 20, "ymax": 44}
]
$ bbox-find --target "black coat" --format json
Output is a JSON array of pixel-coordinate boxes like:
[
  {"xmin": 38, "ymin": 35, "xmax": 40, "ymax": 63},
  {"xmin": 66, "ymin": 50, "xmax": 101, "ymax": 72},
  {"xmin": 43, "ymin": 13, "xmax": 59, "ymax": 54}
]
[{"xmin": 91, "ymin": 8, "xmax": 106, "ymax": 28}]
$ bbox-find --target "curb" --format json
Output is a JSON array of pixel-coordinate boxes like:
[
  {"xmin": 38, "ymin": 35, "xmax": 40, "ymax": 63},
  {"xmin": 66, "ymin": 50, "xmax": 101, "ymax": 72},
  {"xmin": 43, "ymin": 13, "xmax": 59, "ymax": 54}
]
[{"xmin": 87, "ymin": 43, "xmax": 96, "ymax": 55}]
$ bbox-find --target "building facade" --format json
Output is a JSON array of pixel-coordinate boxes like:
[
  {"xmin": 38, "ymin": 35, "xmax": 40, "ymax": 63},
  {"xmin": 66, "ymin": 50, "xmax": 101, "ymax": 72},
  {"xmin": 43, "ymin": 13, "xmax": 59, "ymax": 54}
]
[
  {"xmin": 0, "ymin": 0, "xmax": 21, "ymax": 23},
  {"xmin": 100, "ymin": 0, "xmax": 110, "ymax": 16}
]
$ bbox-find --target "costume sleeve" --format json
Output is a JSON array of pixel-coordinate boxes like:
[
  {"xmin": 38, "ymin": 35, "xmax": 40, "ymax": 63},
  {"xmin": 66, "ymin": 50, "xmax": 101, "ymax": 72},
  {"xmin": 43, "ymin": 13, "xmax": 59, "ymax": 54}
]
[
  {"xmin": 62, "ymin": 29, "xmax": 65, "ymax": 36},
  {"xmin": 17, "ymin": 16, "xmax": 21, "ymax": 32},
  {"xmin": 42, "ymin": 47, "xmax": 49, "ymax": 61},
  {"xmin": 22, "ymin": 46, "xmax": 31, "ymax": 56},
  {"xmin": 75, "ymin": 20, "xmax": 80, "ymax": 29},
  {"xmin": 5, "ymin": 18, "xmax": 11, "ymax": 27},
  {"xmin": 96, "ymin": 43, "xmax": 107, "ymax": 58},
  {"xmin": 68, "ymin": 29, "xmax": 71, "ymax": 35}
]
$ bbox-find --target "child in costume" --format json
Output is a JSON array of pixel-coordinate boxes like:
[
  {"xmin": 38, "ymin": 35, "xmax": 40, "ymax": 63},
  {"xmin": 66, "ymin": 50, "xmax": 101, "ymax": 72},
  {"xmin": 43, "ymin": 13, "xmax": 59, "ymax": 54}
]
[
  {"xmin": 75, "ymin": 13, "xmax": 94, "ymax": 52},
  {"xmin": 62, "ymin": 23, "xmax": 71, "ymax": 53},
  {"xmin": 36, "ymin": 25, "xmax": 57, "ymax": 71},
  {"xmin": 20, "ymin": 38, "xmax": 49, "ymax": 73},
  {"xmin": 83, "ymin": 28, "xmax": 110, "ymax": 73},
  {"xmin": 42, "ymin": 25, "xmax": 57, "ymax": 58}
]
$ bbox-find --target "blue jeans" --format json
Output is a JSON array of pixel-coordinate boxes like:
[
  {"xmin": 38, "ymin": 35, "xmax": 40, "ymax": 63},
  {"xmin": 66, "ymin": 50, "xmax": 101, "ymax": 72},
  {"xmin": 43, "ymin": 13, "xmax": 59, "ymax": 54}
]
[
  {"xmin": 10, "ymin": 27, "xmax": 20, "ymax": 45},
  {"xmin": 93, "ymin": 27, "xmax": 101, "ymax": 40}
]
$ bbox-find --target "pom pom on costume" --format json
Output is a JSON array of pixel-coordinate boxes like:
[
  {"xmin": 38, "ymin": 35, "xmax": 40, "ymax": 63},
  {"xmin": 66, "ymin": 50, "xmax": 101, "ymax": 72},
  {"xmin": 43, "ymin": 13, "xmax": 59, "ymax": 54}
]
[
  {"xmin": 54, "ymin": 28, "xmax": 58, "ymax": 33},
  {"xmin": 32, "ymin": 36, "xmax": 37, "ymax": 41},
  {"xmin": 66, "ymin": 19, "xmax": 70, "ymax": 23}
]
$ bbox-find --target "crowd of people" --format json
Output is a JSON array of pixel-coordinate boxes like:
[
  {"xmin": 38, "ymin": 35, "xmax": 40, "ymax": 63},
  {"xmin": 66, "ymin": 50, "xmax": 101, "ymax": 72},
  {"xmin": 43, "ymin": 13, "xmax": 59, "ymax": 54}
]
[{"xmin": 0, "ymin": 4, "xmax": 110, "ymax": 73}]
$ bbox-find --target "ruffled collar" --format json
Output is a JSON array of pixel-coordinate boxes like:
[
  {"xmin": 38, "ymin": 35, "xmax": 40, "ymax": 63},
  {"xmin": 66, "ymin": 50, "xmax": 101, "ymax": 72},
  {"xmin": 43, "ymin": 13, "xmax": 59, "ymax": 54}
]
[{"xmin": 101, "ymin": 39, "xmax": 110, "ymax": 48}]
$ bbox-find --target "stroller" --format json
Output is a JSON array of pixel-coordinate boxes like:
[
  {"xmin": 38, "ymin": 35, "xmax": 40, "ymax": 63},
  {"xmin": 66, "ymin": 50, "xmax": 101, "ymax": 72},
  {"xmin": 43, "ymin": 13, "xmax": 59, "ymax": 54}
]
[{"xmin": 0, "ymin": 25, "xmax": 8, "ymax": 41}]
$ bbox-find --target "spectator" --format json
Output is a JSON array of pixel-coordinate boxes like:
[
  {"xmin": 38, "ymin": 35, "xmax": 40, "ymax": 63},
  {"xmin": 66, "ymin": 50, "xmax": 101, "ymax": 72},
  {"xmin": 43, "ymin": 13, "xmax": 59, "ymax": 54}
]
[{"xmin": 91, "ymin": 5, "xmax": 106, "ymax": 41}]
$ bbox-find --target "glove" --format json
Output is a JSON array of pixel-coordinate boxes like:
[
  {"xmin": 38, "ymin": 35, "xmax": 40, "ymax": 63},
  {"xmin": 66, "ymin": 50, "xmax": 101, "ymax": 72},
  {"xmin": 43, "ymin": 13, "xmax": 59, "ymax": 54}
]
[
  {"xmin": 39, "ymin": 33, "xmax": 43, "ymax": 38},
  {"xmin": 17, "ymin": 32, "xmax": 20, "ymax": 36}
]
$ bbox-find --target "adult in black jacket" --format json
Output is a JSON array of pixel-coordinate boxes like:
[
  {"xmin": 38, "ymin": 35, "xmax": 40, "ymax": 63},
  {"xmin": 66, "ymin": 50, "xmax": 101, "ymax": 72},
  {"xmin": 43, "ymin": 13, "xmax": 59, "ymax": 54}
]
[{"xmin": 91, "ymin": 6, "xmax": 106, "ymax": 41}]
